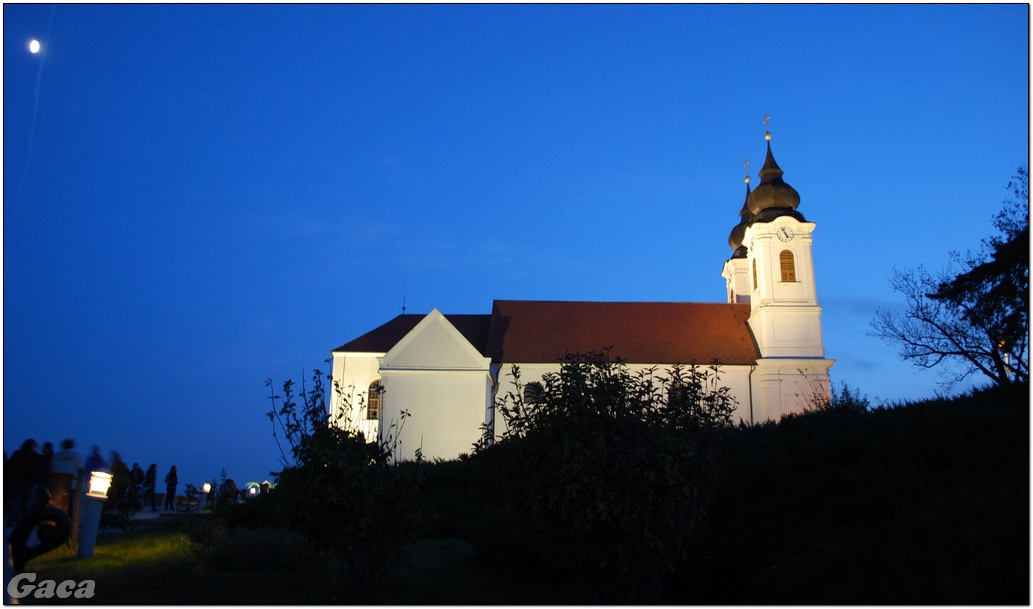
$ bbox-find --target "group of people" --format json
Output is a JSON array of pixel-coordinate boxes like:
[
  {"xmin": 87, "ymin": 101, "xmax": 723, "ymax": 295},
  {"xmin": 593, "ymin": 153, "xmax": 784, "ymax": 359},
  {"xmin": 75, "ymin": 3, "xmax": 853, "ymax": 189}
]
[{"xmin": 4, "ymin": 438, "xmax": 184, "ymax": 525}]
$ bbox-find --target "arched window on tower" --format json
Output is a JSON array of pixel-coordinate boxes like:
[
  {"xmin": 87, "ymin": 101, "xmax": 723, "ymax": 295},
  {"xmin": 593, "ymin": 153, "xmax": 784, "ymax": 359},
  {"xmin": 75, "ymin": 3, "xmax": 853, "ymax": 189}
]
[
  {"xmin": 752, "ymin": 258, "xmax": 758, "ymax": 291},
  {"xmin": 367, "ymin": 380, "xmax": 382, "ymax": 420},
  {"xmin": 779, "ymin": 250, "xmax": 797, "ymax": 282}
]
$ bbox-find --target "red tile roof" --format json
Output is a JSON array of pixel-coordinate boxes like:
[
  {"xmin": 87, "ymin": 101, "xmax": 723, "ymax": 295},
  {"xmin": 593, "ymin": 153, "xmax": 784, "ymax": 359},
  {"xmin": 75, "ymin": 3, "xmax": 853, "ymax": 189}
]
[
  {"xmin": 334, "ymin": 301, "xmax": 760, "ymax": 366},
  {"xmin": 486, "ymin": 300, "xmax": 759, "ymax": 365}
]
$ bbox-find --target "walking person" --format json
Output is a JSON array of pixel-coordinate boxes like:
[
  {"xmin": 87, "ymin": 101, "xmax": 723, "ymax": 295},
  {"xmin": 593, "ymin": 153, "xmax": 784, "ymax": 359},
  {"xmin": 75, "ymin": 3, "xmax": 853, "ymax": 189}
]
[{"xmin": 163, "ymin": 465, "xmax": 178, "ymax": 511}]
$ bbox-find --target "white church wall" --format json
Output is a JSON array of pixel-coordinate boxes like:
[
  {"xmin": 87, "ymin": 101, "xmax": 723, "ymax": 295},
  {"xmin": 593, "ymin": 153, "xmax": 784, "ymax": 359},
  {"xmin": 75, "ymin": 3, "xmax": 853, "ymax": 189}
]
[
  {"xmin": 721, "ymin": 257, "xmax": 752, "ymax": 304},
  {"xmin": 378, "ymin": 369, "xmax": 493, "ymax": 461},
  {"xmin": 747, "ymin": 307, "xmax": 827, "ymax": 359},
  {"xmin": 377, "ymin": 309, "xmax": 494, "ymax": 461},
  {"xmin": 329, "ymin": 351, "xmax": 382, "ymax": 441},
  {"xmin": 751, "ymin": 358, "xmax": 835, "ymax": 421},
  {"xmin": 743, "ymin": 218, "xmax": 819, "ymax": 309}
]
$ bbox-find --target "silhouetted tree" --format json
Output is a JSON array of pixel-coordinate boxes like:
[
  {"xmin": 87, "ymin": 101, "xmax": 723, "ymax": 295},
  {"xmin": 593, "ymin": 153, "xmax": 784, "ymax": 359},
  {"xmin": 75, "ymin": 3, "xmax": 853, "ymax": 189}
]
[{"xmin": 871, "ymin": 167, "xmax": 1028, "ymax": 387}]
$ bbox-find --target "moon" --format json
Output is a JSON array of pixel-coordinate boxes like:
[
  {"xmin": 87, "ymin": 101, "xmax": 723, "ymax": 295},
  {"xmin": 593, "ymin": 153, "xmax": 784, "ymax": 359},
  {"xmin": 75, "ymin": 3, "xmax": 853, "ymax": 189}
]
[{"xmin": 29, "ymin": 39, "xmax": 40, "ymax": 54}]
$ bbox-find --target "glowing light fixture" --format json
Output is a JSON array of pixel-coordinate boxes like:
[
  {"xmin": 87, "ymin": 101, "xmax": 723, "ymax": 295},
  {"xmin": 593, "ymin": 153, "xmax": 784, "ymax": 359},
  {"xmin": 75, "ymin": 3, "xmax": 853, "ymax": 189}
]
[
  {"xmin": 86, "ymin": 471, "xmax": 112, "ymax": 499},
  {"xmin": 202, "ymin": 482, "xmax": 212, "ymax": 493}
]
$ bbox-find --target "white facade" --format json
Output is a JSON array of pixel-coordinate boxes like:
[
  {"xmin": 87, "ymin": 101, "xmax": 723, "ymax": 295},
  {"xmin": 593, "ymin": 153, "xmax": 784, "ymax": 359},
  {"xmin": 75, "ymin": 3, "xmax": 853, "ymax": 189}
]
[
  {"xmin": 377, "ymin": 310, "xmax": 493, "ymax": 461},
  {"xmin": 329, "ymin": 351, "xmax": 381, "ymax": 441},
  {"xmin": 332, "ymin": 310, "xmax": 494, "ymax": 461}
]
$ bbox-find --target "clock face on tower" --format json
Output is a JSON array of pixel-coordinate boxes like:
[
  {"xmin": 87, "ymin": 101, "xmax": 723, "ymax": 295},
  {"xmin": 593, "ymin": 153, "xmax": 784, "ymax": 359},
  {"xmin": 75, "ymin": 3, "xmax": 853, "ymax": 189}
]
[{"xmin": 776, "ymin": 226, "xmax": 794, "ymax": 242}]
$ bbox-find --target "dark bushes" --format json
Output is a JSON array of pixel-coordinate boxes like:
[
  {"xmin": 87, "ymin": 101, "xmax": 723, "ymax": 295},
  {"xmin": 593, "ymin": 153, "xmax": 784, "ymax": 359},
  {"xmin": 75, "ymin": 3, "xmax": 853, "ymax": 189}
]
[
  {"xmin": 482, "ymin": 352, "xmax": 736, "ymax": 602},
  {"xmin": 222, "ymin": 369, "xmax": 421, "ymax": 594},
  {"xmin": 675, "ymin": 381, "xmax": 1029, "ymax": 604}
]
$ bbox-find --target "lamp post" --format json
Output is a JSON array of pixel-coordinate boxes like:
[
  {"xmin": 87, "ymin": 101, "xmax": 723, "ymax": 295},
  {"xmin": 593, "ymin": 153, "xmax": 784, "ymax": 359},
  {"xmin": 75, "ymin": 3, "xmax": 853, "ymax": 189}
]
[
  {"xmin": 199, "ymin": 482, "xmax": 211, "ymax": 510},
  {"xmin": 77, "ymin": 471, "xmax": 112, "ymax": 558}
]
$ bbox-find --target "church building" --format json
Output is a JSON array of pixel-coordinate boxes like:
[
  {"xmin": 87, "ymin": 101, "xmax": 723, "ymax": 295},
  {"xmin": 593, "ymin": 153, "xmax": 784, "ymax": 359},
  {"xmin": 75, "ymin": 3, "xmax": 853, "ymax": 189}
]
[{"xmin": 330, "ymin": 129, "xmax": 835, "ymax": 461}]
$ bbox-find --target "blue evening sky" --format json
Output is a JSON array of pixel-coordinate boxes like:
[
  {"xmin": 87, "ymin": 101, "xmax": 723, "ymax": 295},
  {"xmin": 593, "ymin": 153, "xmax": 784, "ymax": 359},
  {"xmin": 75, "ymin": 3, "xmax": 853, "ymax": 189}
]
[{"xmin": 4, "ymin": 4, "xmax": 1028, "ymax": 486}]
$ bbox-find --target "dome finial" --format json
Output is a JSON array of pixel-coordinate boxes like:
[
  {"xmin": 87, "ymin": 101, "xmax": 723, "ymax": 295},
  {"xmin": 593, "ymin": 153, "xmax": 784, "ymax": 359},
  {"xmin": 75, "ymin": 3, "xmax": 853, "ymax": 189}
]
[
  {"xmin": 743, "ymin": 157, "xmax": 751, "ymax": 184},
  {"xmin": 763, "ymin": 112, "xmax": 772, "ymax": 141}
]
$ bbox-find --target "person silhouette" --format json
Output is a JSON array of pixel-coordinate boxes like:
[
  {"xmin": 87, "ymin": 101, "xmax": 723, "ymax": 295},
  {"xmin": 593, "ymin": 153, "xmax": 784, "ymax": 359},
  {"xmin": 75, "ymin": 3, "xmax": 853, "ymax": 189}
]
[{"xmin": 163, "ymin": 465, "xmax": 178, "ymax": 511}]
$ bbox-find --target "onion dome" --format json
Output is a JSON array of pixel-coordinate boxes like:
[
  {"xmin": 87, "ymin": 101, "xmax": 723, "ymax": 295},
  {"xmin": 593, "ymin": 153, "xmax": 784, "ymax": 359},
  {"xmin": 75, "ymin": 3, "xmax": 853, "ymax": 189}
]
[
  {"xmin": 746, "ymin": 139, "xmax": 801, "ymax": 217},
  {"xmin": 727, "ymin": 182, "xmax": 753, "ymax": 258}
]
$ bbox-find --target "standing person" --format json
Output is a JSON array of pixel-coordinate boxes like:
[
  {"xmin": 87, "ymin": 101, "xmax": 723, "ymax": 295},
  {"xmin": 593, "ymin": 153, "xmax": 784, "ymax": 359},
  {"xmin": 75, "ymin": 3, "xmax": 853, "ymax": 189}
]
[
  {"xmin": 109, "ymin": 452, "xmax": 130, "ymax": 501},
  {"xmin": 143, "ymin": 464, "xmax": 158, "ymax": 511},
  {"xmin": 129, "ymin": 463, "xmax": 145, "ymax": 509},
  {"xmin": 5, "ymin": 439, "xmax": 44, "ymax": 523},
  {"xmin": 163, "ymin": 465, "xmax": 178, "ymax": 511},
  {"xmin": 40, "ymin": 442, "xmax": 54, "ymax": 475},
  {"xmin": 130, "ymin": 463, "xmax": 144, "ymax": 487},
  {"xmin": 50, "ymin": 440, "xmax": 82, "ymax": 478},
  {"xmin": 84, "ymin": 446, "xmax": 107, "ymax": 477},
  {"xmin": 49, "ymin": 439, "xmax": 83, "ymax": 517}
]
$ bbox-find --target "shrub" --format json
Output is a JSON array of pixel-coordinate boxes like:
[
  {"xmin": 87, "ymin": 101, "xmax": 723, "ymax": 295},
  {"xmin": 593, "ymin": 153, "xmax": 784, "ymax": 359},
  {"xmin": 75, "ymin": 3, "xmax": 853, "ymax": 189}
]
[
  {"xmin": 675, "ymin": 381, "xmax": 1029, "ymax": 604},
  {"xmin": 490, "ymin": 351, "xmax": 736, "ymax": 602},
  {"xmin": 254, "ymin": 368, "xmax": 422, "ymax": 593}
]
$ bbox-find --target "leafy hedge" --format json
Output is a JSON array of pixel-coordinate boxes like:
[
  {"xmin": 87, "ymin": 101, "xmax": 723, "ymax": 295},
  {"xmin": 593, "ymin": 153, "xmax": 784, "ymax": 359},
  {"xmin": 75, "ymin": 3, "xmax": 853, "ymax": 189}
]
[{"xmin": 673, "ymin": 381, "xmax": 1029, "ymax": 604}]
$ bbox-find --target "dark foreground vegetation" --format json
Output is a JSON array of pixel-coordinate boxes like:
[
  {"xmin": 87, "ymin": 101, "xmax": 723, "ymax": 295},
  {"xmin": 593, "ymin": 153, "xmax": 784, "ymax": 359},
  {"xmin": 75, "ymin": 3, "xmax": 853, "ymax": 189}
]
[{"xmin": 21, "ymin": 379, "xmax": 1028, "ymax": 604}]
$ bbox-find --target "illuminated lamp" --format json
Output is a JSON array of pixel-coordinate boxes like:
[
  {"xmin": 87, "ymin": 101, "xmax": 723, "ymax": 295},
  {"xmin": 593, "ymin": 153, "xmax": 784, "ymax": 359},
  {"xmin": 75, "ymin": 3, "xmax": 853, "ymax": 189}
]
[{"xmin": 86, "ymin": 471, "xmax": 113, "ymax": 499}]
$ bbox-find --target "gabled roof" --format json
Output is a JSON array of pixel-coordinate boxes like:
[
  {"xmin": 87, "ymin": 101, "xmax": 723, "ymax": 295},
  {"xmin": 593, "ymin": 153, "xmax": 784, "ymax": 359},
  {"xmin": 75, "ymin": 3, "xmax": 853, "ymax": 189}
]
[
  {"xmin": 333, "ymin": 301, "xmax": 760, "ymax": 366},
  {"xmin": 332, "ymin": 314, "xmax": 491, "ymax": 355},
  {"xmin": 486, "ymin": 300, "xmax": 759, "ymax": 365},
  {"xmin": 381, "ymin": 309, "xmax": 491, "ymax": 370}
]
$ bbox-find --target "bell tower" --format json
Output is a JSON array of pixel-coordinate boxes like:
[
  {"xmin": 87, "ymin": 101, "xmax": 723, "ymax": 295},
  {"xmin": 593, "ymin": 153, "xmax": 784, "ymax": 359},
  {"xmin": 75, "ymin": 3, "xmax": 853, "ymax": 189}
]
[{"xmin": 724, "ymin": 118, "xmax": 834, "ymax": 420}]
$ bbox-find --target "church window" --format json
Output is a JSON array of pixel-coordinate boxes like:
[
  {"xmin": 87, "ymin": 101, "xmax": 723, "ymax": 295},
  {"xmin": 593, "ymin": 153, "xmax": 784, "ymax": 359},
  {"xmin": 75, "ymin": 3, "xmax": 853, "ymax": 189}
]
[
  {"xmin": 367, "ymin": 380, "xmax": 382, "ymax": 420},
  {"xmin": 523, "ymin": 382, "xmax": 544, "ymax": 405},
  {"xmin": 752, "ymin": 259, "xmax": 758, "ymax": 290},
  {"xmin": 779, "ymin": 250, "xmax": 797, "ymax": 282}
]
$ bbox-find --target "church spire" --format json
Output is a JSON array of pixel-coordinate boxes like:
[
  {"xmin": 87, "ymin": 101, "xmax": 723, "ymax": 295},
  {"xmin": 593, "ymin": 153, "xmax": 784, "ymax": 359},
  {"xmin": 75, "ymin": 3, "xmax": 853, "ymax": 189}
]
[
  {"xmin": 757, "ymin": 114, "xmax": 785, "ymax": 184},
  {"xmin": 746, "ymin": 114, "xmax": 803, "ymax": 221},
  {"xmin": 727, "ymin": 161, "xmax": 754, "ymax": 257}
]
